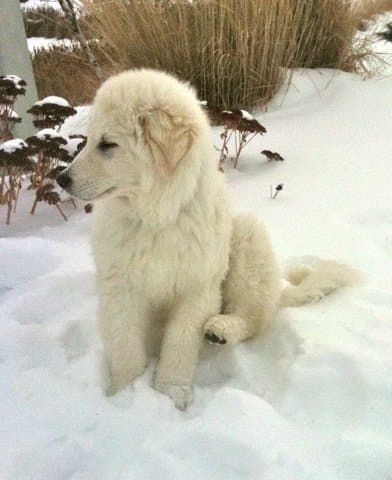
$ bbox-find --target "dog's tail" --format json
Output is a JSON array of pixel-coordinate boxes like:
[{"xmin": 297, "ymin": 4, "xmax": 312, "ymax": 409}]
[{"xmin": 280, "ymin": 260, "xmax": 361, "ymax": 307}]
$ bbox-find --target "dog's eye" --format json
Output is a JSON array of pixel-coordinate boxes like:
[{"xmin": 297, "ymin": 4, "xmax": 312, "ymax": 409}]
[{"xmin": 98, "ymin": 140, "xmax": 118, "ymax": 152}]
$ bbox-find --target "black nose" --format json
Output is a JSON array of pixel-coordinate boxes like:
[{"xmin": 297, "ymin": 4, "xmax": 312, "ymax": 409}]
[{"xmin": 56, "ymin": 172, "xmax": 72, "ymax": 190}]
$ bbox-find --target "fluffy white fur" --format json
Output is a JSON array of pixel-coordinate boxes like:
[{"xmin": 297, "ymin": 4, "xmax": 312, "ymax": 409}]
[{"xmin": 58, "ymin": 69, "xmax": 360, "ymax": 410}]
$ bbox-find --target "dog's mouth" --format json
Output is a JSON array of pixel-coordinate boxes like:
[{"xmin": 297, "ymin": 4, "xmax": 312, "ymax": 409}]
[
  {"xmin": 88, "ymin": 186, "xmax": 118, "ymax": 202},
  {"xmin": 71, "ymin": 185, "xmax": 118, "ymax": 202}
]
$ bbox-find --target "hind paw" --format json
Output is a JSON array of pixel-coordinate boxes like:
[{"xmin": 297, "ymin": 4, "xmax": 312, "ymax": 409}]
[
  {"xmin": 204, "ymin": 315, "xmax": 240, "ymax": 345},
  {"xmin": 204, "ymin": 331, "xmax": 227, "ymax": 345}
]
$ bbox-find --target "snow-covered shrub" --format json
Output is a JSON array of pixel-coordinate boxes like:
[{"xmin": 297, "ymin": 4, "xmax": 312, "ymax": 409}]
[
  {"xmin": 204, "ymin": 105, "xmax": 284, "ymax": 170},
  {"xmin": 0, "ymin": 75, "xmax": 26, "ymax": 142},
  {"xmin": 0, "ymin": 139, "xmax": 34, "ymax": 224},
  {"xmin": 207, "ymin": 107, "xmax": 267, "ymax": 170},
  {"xmin": 26, "ymin": 96, "xmax": 78, "ymax": 218},
  {"xmin": 27, "ymin": 96, "xmax": 76, "ymax": 130},
  {"xmin": 26, "ymin": 128, "xmax": 86, "ymax": 220},
  {"xmin": 0, "ymin": 78, "xmax": 87, "ymax": 224}
]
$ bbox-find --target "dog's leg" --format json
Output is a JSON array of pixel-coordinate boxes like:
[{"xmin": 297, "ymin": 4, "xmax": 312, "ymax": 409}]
[
  {"xmin": 154, "ymin": 288, "xmax": 220, "ymax": 410},
  {"xmin": 98, "ymin": 280, "xmax": 148, "ymax": 395},
  {"xmin": 204, "ymin": 214, "xmax": 280, "ymax": 346}
]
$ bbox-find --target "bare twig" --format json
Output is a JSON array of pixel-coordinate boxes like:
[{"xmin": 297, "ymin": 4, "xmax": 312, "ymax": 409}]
[{"xmin": 57, "ymin": 0, "xmax": 104, "ymax": 80}]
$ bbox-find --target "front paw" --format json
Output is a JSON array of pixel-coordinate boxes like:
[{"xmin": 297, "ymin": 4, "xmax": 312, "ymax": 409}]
[
  {"xmin": 106, "ymin": 381, "xmax": 125, "ymax": 397},
  {"xmin": 154, "ymin": 381, "xmax": 193, "ymax": 410},
  {"xmin": 106, "ymin": 374, "xmax": 132, "ymax": 396}
]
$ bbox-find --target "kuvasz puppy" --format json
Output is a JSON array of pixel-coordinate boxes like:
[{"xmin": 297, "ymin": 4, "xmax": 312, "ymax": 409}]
[{"xmin": 57, "ymin": 69, "xmax": 359, "ymax": 409}]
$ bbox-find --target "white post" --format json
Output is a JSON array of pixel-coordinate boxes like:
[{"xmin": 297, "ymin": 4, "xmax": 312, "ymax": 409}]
[{"xmin": 0, "ymin": 0, "xmax": 38, "ymax": 137}]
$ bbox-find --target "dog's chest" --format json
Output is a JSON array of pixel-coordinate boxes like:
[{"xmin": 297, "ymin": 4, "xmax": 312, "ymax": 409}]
[
  {"xmin": 93, "ymin": 213, "xmax": 223, "ymax": 302},
  {"xmin": 129, "ymin": 227, "xmax": 202, "ymax": 292}
]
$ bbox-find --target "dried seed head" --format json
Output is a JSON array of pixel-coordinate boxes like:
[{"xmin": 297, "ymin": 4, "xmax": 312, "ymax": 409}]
[
  {"xmin": 0, "ymin": 76, "xmax": 26, "ymax": 106},
  {"xmin": 27, "ymin": 96, "xmax": 76, "ymax": 129},
  {"xmin": 0, "ymin": 138, "xmax": 34, "ymax": 169},
  {"xmin": 212, "ymin": 108, "xmax": 266, "ymax": 134},
  {"xmin": 261, "ymin": 150, "xmax": 284, "ymax": 161}
]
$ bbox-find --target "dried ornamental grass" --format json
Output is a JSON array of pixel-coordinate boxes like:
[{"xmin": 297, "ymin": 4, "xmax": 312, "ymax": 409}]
[
  {"xmin": 33, "ymin": 44, "xmax": 102, "ymax": 106},
  {"xmin": 88, "ymin": 0, "xmax": 375, "ymax": 108}
]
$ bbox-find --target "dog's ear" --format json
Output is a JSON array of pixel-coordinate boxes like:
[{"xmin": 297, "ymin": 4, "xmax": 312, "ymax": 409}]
[{"xmin": 141, "ymin": 109, "xmax": 195, "ymax": 176}]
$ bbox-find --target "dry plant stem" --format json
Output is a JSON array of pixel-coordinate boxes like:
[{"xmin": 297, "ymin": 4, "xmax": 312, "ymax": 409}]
[
  {"xmin": 0, "ymin": 173, "xmax": 5, "ymax": 199},
  {"xmin": 57, "ymin": 0, "xmax": 104, "ymax": 80},
  {"xmin": 5, "ymin": 169, "xmax": 15, "ymax": 225},
  {"xmin": 55, "ymin": 202, "xmax": 68, "ymax": 221},
  {"xmin": 6, "ymin": 200, "xmax": 11, "ymax": 225},
  {"xmin": 30, "ymin": 152, "xmax": 45, "ymax": 215},
  {"xmin": 30, "ymin": 195, "xmax": 39, "ymax": 215},
  {"xmin": 13, "ymin": 179, "xmax": 22, "ymax": 213},
  {"xmin": 233, "ymin": 132, "xmax": 258, "ymax": 168},
  {"xmin": 218, "ymin": 127, "xmax": 233, "ymax": 171}
]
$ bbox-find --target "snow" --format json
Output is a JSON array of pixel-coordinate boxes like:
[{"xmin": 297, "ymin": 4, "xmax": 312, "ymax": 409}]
[
  {"xmin": 20, "ymin": 0, "xmax": 81, "ymax": 11},
  {"xmin": 21, "ymin": 0, "xmax": 62, "ymax": 10},
  {"xmin": 240, "ymin": 109, "xmax": 254, "ymax": 121},
  {"xmin": 9, "ymin": 109, "xmax": 20, "ymax": 119},
  {"xmin": 355, "ymin": 12, "xmax": 392, "ymax": 75},
  {"xmin": 36, "ymin": 128, "xmax": 65, "ymax": 141},
  {"xmin": 28, "ymin": 37, "xmax": 77, "ymax": 55},
  {"xmin": 0, "ymin": 138, "xmax": 27, "ymax": 153},
  {"xmin": 61, "ymin": 136, "xmax": 85, "ymax": 157},
  {"xmin": 1, "ymin": 18, "xmax": 392, "ymax": 480},
  {"xmin": 33, "ymin": 96, "xmax": 72, "ymax": 108},
  {"xmin": 61, "ymin": 106, "xmax": 90, "ymax": 136},
  {"xmin": 0, "ymin": 74, "xmax": 25, "ymax": 85}
]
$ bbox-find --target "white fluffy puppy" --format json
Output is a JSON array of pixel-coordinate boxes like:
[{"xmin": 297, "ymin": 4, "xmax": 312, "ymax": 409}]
[{"xmin": 57, "ymin": 69, "xmax": 359, "ymax": 409}]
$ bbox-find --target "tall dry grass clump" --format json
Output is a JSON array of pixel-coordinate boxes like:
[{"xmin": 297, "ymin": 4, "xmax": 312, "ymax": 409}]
[
  {"xmin": 32, "ymin": 0, "xmax": 374, "ymax": 108},
  {"xmin": 353, "ymin": 0, "xmax": 392, "ymax": 25},
  {"xmin": 23, "ymin": 6, "xmax": 73, "ymax": 38},
  {"xmin": 288, "ymin": 0, "xmax": 362, "ymax": 70},
  {"xmin": 33, "ymin": 45, "xmax": 102, "ymax": 105},
  {"xmin": 90, "ymin": 0, "xmax": 297, "ymax": 108},
  {"xmin": 88, "ymin": 0, "xmax": 371, "ymax": 108},
  {"xmin": 23, "ymin": 5, "xmax": 94, "ymax": 40}
]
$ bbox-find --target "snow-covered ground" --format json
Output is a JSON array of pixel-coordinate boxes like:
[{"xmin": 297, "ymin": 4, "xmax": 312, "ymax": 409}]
[{"xmin": 2, "ymin": 16, "xmax": 392, "ymax": 480}]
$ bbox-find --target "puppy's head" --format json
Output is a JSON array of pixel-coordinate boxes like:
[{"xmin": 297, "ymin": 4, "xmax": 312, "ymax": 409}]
[{"xmin": 57, "ymin": 69, "xmax": 208, "ymax": 202}]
